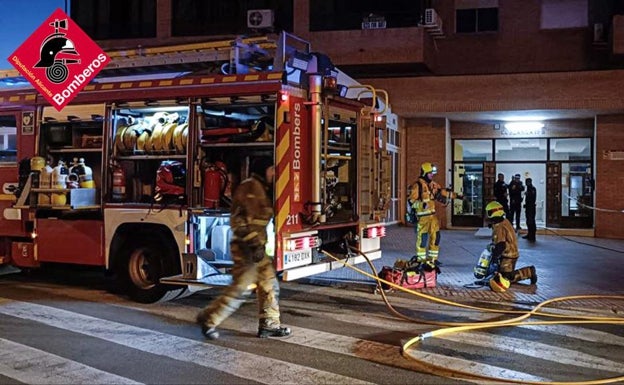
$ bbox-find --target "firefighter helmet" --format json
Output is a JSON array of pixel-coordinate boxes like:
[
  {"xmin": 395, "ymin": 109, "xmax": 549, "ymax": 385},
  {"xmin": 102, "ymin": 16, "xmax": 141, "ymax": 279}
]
[
  {"xmin": 489, "ymin": 272, "xmax": 510, "ymax": 292},
  {"xmin": 420, "ymin": 162, "xmax": 437, "ymax": 177},
  {"xmin": 486, "ymin": 201, "xmax": 505, "ymax": 219}
]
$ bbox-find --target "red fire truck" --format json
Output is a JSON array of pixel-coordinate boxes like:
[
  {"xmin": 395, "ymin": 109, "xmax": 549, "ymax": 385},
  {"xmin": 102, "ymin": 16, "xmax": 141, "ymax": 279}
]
[{"xmin": 0, "ymin": 33, "xmax": 391, "ymax": 303}]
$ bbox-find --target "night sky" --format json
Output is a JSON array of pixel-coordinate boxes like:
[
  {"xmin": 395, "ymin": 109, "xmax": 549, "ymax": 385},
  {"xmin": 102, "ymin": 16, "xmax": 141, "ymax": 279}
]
[{"xmin": 1, "ymin": 0, "xmax": 68, "ymax": 69}]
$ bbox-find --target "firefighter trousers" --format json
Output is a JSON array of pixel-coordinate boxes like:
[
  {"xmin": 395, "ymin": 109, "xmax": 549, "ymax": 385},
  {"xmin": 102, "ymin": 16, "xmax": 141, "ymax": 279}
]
[
  {"xmin": 198, "ymin": 245, "xmax": 281, "ymax": 329},
  {"xmin": 499, "ymin": 256, "xmax": 536, "ymax": 283},
  {"xmin": 415, "ymin": 214, "xmax": 441, "ymax": 264}
]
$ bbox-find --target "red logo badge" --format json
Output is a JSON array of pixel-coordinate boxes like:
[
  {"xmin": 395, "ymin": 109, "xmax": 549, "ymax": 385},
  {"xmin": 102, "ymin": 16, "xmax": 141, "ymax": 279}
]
[{"xmin": 8, "ymin": 8, "xmax": 110, "ymax": 111}]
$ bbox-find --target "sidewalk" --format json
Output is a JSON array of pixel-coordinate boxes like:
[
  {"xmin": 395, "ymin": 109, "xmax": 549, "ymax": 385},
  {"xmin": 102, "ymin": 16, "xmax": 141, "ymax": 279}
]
[{"xmin": 304, "ymin": 225, "xmax": 624, "ymax": 310}]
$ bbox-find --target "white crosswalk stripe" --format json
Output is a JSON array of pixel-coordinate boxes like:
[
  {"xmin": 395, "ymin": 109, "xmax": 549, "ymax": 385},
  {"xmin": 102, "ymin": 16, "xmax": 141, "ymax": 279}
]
[
  {"xmin": 518, "ymin": 324, "xmax": 624, "ymax": 346},
  {"xmin": 0, "ymin": 283, "xmax": 621, "ymax": 384},
  {"xmin": 0, "ymin": 338, "xmax": 142, "ymax": 385},
  {"xmin": 0, "ymin": 297, "xmax": 374, "ymax": 385},
  {"xmin": 439, "ymin": 330, "xmax": 624, "ymax": 373}
]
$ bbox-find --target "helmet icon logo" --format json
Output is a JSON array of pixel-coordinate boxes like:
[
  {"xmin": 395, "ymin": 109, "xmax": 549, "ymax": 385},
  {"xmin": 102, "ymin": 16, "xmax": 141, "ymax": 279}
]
[
  {"xmin": 34, "ymin": 18, "xmax": 80, "ymax": 84},
  {"xmin": 10, "ymin": 8, "xmax": 110, "ymax": 111}
]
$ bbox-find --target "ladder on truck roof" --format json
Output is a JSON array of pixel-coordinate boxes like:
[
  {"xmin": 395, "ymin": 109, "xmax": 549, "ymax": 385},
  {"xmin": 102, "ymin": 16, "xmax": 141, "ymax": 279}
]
[
  {"xmin": 0, "ymin": 32, "xmax": 311, "ymax": 90},
  {"xmin": 105, "ymin": 35, "xmax": 279, "ymax": 76},
  {"xmin": 0, "ymin": 31, "xmax": 388, "ymax": 117}
]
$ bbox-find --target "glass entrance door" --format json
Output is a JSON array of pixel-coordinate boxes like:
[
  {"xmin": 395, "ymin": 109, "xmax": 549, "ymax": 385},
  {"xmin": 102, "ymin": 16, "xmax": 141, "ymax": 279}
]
[
  {"xmin": 452, "ymin": 162, "xmax": 485, "ymax": 227},
  {"xmin": 547, "ymin": 138, "xmax": 593, "ymax": 228},
  {"xmin": 558, "ymin": 162, "xmax": 593, "ymax": 228}
]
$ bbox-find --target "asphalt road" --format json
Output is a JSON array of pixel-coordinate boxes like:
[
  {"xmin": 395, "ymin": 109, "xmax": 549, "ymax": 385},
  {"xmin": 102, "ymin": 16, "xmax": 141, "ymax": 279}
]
[{"xmin": 0, "ymin": 259, "xmax": 622, "ymax": 384}]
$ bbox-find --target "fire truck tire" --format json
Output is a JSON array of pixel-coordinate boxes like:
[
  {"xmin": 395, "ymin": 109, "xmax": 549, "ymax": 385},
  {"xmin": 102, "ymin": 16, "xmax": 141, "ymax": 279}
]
[{"xmin": 114, "ymin": 237, "xmax": 184, "ymax": 303}]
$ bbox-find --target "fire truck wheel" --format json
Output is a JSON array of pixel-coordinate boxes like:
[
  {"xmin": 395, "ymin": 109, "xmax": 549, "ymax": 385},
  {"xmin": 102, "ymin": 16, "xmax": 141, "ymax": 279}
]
[{"xmin": 115, "ymin": 237, "xmax": 184, "ymax": 303}]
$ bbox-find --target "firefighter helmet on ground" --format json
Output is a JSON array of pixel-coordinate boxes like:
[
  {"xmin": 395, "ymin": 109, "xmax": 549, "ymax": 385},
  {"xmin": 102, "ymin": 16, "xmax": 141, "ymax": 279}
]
[
  {"xmin": 486, "ymin": 201, "xmax": 505, "ymax": 219},
  {"xmin": 420, "ymin": 162, "xmax": 437, "ymax": 177},
  {"xmin": 489, "ymin": 272, "xmax": 510, "ymax": 292}
]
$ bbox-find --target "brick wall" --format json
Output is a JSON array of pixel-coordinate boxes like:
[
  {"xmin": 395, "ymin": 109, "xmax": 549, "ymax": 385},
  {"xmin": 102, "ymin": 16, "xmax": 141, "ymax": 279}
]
[
  {"xmin": 404, "ymin": 118, "xmax": 450, "ymax": 228},
  {"xmin": 595, "ymin": 115, "xmax": 624, "ymax": 239}
]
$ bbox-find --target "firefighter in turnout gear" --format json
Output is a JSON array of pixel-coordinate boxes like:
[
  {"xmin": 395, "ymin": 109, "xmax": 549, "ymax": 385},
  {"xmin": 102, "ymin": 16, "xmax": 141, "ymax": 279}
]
[
  {"xmin": 408, "ymin": 162, "xmax": 463, "ymax": 270},
  {"xmin": 197, "ymin": 156, "xmax": 291, "ymax": 339},
  {"xmin": 485, "ymin": 201, "xmax": 537, "ymax": 287}
]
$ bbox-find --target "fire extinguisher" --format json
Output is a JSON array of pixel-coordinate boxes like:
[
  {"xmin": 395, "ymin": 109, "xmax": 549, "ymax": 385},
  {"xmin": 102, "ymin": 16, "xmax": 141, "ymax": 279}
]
[
  {"xmin": 111, "ymin": 161, "xmax": 127, "ymax": 202},
  {"xmin": 203, "ymin": 161, "xmax": 228, "ymax": 208}
]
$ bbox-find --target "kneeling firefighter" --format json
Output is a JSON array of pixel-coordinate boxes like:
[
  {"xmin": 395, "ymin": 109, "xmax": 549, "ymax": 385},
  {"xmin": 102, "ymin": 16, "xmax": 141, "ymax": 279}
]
[{"xmin": 485, "ymin": 201, "xmax": 537, "ymax": 290}]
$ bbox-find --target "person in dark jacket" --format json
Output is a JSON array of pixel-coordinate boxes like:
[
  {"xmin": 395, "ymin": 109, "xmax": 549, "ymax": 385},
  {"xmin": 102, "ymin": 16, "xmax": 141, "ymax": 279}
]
[
  {"xmin": 507, "ymin": 174, "xmax": 525, "ymax": 230},
  {"xmin": 493, "ymin": 173, "xmax": 510, "ymax": 219},
  {"xmin": 196, "ymin": 156, "xmax": 291, "ymax": 340},
  {"xmin": 522, "ymin": 178, "xmax": 537, "ymax": 241}
]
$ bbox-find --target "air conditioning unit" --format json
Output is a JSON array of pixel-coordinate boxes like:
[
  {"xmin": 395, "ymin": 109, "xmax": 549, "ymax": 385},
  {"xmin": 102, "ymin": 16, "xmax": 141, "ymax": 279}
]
[
  {"xmin": 423, "ymin": 8, "xmax": 444, "ymax": 37},
  {"xmin": 247, "ymin": 9, "xmax": 274, "ymax": 29},
  {"xmin": 424, "ymin": 8, "xmax": 440, "ymax": 27}
]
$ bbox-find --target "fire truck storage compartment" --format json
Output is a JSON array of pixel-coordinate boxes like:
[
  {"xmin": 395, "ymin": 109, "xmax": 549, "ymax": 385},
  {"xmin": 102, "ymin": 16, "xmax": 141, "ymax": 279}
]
[
  {"xmin": 198, "ymin": 95, "xmax": 276, "ymax": 208},
  {"xmin": 112, "ymin": 104, "xmax": 189, "ymax": 156},
  {"xmin": 198, "ymin": 95, "xmax": 276, "ymax": 146},
  {"xmin": 35, "ymin": 218, "xmax": 104, "ymax": 265},
  {"xmin": 321, "ymin": 105, "xmax": 357, "ymax": 224},
  {"xmin": 38, "ymin": 106, "xmax": 104, "ymax": 207},
  {"xmin": 110, "ymin": 103, "xmax": 190, "ymax": 204},
  {"xmin": 193, "ymin": 213, "xmax": 232, "ymax": 261}
]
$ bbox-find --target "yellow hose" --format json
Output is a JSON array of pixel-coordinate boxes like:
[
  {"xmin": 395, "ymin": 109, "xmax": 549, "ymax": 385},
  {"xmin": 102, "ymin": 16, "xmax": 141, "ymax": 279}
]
[{"xmin": 320, "ymin": 248, "xmax": 624, "ymax": 384}]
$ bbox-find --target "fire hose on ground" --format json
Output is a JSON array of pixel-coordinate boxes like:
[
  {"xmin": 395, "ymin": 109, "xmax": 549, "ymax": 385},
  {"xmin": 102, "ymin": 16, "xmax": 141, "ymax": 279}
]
[{"xmin": 320, "ymin": 248, "xmax": 624, "ymax": 385}]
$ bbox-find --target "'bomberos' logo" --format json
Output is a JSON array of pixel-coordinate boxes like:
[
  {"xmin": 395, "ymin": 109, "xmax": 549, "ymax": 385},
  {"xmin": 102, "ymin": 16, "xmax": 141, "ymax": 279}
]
[{"xmin": 8, "ymin": 8, "xmax": 110, "ymax": 111}]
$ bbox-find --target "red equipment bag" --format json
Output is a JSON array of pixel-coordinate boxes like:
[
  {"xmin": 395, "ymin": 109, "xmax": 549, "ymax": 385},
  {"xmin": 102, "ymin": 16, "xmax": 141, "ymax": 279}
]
[
  {"xmin": 154, "ymin": 160, "xmax": 186, "ymax": 203},
  {"xmin": 378, "ymin": 265, "xmax": 437, "ymax": 290}
]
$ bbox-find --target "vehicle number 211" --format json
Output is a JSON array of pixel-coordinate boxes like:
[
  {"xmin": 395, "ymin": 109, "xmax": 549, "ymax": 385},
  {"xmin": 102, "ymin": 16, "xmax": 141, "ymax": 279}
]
[{"xmin": 286, "ymin": 214, "xmax": 299, "ymax": 225}]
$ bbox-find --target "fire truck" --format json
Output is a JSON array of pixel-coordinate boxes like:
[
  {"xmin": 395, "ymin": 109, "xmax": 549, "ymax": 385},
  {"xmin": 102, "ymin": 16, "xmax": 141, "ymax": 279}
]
[{"xmin": 0, "ymin": 33, "xmax": 392, "ymax": 303}]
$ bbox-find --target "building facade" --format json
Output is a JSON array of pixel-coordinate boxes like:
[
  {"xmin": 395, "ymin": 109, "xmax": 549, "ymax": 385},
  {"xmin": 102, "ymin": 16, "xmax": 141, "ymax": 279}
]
[{"xmin": 70, "ymin": 0, "xmax": 624, "ymax": 239}]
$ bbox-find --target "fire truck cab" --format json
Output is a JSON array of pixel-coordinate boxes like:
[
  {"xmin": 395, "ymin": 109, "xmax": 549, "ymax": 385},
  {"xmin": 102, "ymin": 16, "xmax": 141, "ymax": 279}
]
[{"xmin": 0, "ymin": 33, "xmax": 391, "ymax": 303}]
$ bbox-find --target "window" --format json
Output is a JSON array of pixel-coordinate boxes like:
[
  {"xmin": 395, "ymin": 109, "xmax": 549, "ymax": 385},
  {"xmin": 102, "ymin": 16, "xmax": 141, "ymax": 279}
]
[
  {"xmin": 549, "ymin": 138, "xmax": 591, "ymax": 161},
  {"xmin": 454, "ymin": 139, "xmax": 493, "ymax": 161},
  {"xmin": 0, "ymin": 115, "xmax": 17, "ymax": 164},
  {"xmin": 495, "ymin": 139, "xmax": 547, "ymax": 161},
  {"xmin": 456, "ymin": 7, "xmax": 498, "ymax": 33},
  {"xmin": 541, "ymin": 0, "xmax": 588, "ymax": 30},
  {"xmin": 72, "ymin": 0, "xmax": 157, "ymax": 39},
  {"xmin": 310, "ymin": 0, "xmax": 421, "ymax": 31}
]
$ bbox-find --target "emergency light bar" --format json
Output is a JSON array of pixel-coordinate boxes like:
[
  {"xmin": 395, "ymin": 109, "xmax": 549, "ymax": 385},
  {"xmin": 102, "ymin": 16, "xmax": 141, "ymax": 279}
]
[
  {"xmin": 363, "ymin": 226, "xmax": 386, "ymax": 239},
  {"xmin": 284, "ymin": 236, "xmax": 321, "ymax": 252}
]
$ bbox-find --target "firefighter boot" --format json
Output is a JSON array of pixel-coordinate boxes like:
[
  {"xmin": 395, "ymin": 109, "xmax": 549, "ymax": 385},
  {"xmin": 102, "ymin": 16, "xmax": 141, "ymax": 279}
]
[
  {"xmin": 202, "ymin": 326, "xmax": 220, "ymax": 340},
  {"xmin": 530, "ymin": 266, "xmax": 538, "ymax": 285},
  {"xmin": 196, "ymin": 313, "xmax": 220, "ymax": 340},
  {"xmin": 258, "ymin": 320, "xmax": 292, "ymax": 338},
  {"xmin": 424, "ymin": 259, "xmax": 442, "ymax": 274},
  {"xmin": 258, "ymin": 325, "xmax": 292, "ymax": 338}
]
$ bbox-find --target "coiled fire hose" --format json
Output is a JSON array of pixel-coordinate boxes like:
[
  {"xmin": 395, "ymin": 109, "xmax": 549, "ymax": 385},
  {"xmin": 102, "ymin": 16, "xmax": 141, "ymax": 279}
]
[{"xmin": 320, "ymin": 248, "xmax": 624, "ymax": 385}]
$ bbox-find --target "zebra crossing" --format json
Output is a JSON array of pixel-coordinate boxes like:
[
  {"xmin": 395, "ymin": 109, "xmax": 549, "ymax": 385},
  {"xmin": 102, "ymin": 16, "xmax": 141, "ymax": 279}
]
[{"xmin": 0, "ymin": 281, "xmax": 622, "ymax": 384}]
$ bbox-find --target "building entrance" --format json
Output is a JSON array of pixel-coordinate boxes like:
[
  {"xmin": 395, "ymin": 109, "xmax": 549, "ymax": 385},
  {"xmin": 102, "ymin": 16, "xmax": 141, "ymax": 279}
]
[{"xmin": 451, "ymin": 136, "xmax": 593, "ymax": 229}]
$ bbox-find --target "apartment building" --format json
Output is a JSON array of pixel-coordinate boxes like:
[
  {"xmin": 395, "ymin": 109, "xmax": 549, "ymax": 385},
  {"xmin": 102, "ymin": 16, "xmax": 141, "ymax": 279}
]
[{"xmin": 70, "ymin": 0, "xmax": 624, "ymax": 239}]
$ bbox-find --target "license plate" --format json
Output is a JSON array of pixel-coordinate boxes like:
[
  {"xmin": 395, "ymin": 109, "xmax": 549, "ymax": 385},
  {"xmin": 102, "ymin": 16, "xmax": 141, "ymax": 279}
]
[{"xmin": 283, "ymin": 249, "xmax": 312, "ymax": 269}]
